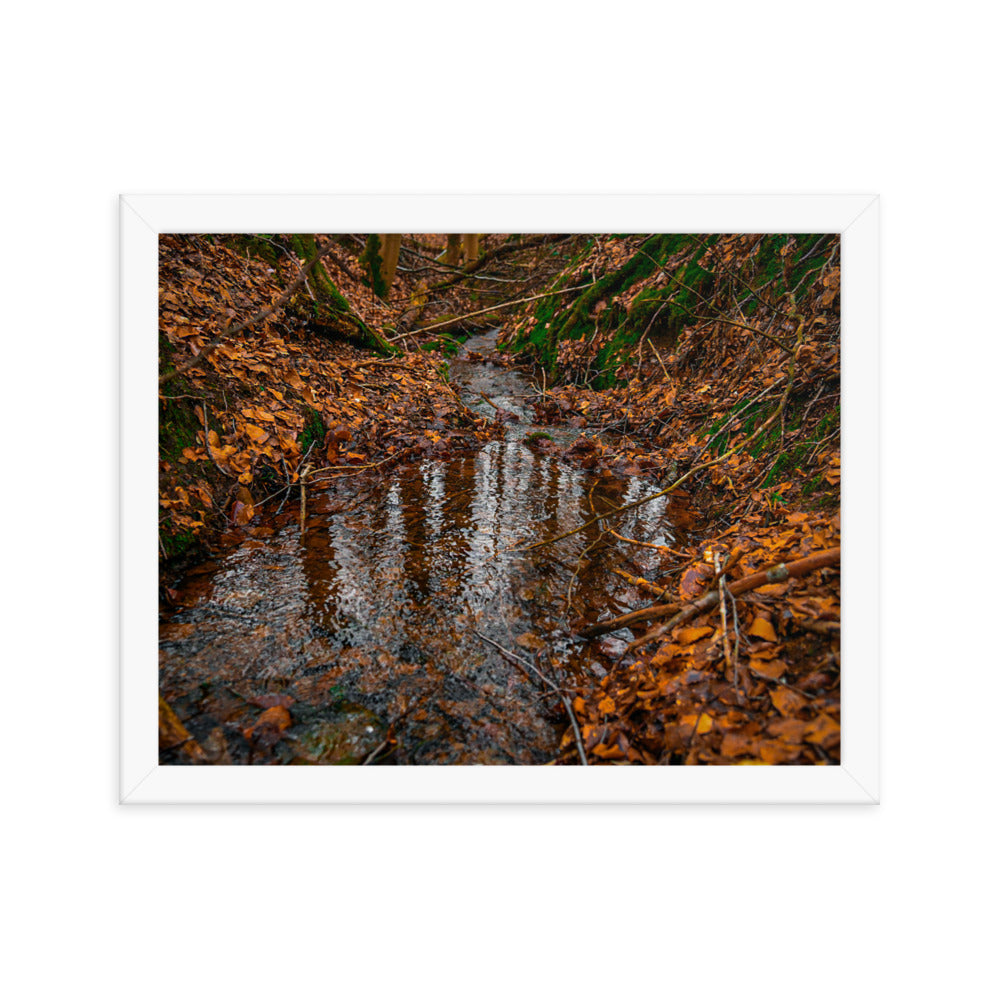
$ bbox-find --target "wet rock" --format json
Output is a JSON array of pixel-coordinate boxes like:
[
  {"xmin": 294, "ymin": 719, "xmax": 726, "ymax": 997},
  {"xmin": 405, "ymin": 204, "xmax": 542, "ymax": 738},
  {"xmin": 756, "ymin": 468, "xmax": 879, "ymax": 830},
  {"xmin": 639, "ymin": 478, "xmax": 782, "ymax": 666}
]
[
  {"xmin": 595, "ymin": 636, "xmax": 627, "ymax": 658},
  {"xmin": 284, "ymin": 706, "xmax": 387, "ymax": 764}
]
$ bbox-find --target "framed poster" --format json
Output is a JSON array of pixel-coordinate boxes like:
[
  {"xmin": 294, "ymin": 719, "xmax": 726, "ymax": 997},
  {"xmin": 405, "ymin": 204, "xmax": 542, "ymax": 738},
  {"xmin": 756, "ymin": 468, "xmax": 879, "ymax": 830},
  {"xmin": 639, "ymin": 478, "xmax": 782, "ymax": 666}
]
[{"xmin": 122, "ymin": 193, "xmax": 878, "ymax": 802}]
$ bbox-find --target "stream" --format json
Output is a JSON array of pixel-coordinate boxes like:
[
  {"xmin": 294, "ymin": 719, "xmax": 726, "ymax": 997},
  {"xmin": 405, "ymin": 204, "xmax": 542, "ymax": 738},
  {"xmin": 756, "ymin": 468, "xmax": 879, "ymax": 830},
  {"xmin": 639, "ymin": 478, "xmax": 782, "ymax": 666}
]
[{"xmin": 160, "ymin": 330, "xmax": 693, "ymax": 764}]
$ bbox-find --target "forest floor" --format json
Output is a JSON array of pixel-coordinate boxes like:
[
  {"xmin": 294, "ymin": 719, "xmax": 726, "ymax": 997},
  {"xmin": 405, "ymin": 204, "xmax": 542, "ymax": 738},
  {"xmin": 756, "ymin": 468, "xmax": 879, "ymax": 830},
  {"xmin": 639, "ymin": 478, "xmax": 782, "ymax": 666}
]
[{"xmin": 159, "ymin": 233, "xmax": 841, "ymax": 766}]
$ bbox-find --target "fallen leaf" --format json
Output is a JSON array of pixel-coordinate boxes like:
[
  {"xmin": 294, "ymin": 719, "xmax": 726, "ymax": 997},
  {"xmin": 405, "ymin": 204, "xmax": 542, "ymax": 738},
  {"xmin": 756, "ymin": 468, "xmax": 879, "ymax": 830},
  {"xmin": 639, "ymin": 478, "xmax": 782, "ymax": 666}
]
[
  {"xmin": 515, "ymin": 632, "xmax": 546, "ymax": 651},
  {"xmin": 747, "ymin": 617, "xmax": 778, "ymax": 641},
  {"xmin": 749, "ymin": 657, "xmax": 786, "ymax": 680},
  {"xmin": 682, "ymin": 713, "xmax": 713, "ymax": 735},
  {"xmin": 770, "ymin": 687, "xmax": 807, "ymax": 717},
  {"xmin": 679, "ymin": 562, "xmax": 714, "ymax": 600},
  {"xmin": 804, "ymin": 713, "xmax": 840, "ymax": 749},
  {"xmin": 676, "ymin": 626, "xmax": 714, "ymax": 645}
]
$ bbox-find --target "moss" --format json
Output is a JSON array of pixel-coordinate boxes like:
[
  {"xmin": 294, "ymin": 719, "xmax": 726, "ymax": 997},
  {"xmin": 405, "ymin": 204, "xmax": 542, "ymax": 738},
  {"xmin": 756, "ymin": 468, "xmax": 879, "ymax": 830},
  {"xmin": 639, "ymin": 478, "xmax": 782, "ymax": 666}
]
[
  {"xmin": 505, "ymin": 232, "xmax": 837, "ymax": 388},
  {"xmin": 226, "ymin": 234, "xmax": 281, "ymax": 269},
  {"xmin": 525, "ymin": 430, "xmax": 554, "ymax": 443},
  {"xmin": 423, "ymin": 334, "xmax": 466, "ymax": 357},
  {"xmin": 160, "ymin": 521, "xmax": 197, "ymax": 559},
  {"xmin": 298, "ymin": 406, "xmax": 326, "ymax": 454},
  {"xmin": 742, "ymin": 234, "xmax": 833, "ymax": 315},
  {"xmin": 802, "ymin": 472, "xmax": 827, "ymax": 496},
  {"xmin": 359, "ymin": 235, "xmax": 387, "ymax": 298},
  {"xmin": 515, "ymin": 234, "xmax": 717, "ymax": 381},
  {"xmin": 158, "ymin": 398, "xmax": 199, "ymax": 462},
  {"xmin": 283, "ymin": 235, "xmax": 393, "ymax": 356}
]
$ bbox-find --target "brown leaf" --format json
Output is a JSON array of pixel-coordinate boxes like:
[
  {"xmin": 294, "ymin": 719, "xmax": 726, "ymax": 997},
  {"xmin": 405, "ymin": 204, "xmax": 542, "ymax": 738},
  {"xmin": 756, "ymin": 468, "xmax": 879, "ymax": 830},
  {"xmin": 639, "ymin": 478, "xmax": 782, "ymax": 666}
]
[
  {"xmin": 682, "ymin": 712, "xmax": 713, "ymax": 735},
  {"xmin": 804, "ymin": 713, "xmax": 840, "ymax": 749},
  {"xmin": 758, "ymin": 739, "xmax": 802, "ymax": 764},
  {"xmin": 720, "ymin": 732, "xmax": 759, "ymax": 757},
  {"xmin": 770, "ymin": 687, "xmax": 807, "ymax": 717},
  {"xmin": 747, "ymin": 616, "xmax": 778, "ymax": 641},
  {"xmin": 679, "ymin": 562, "xmax": 714, "ymax": 600},
  {"xmin": 767, "ymin": 718, "xmax": 806, "ymax": 742},
  {"xmin": 749, "ymin": 657, "xmax": 787, "ymax": 680},
  {"xmin": 515, "ymin": 632, "xmax": 546, "ymax": 651},
  {"xmin": 232, "ymin": 499, "xmax": 255, "ymax": 526},
  {"xmin": 243, "ymin": 705, "xmax": 291, "ymax": 741},
  {"xmin": 676, "ymin": 626, "xmax": 714, "ymax": 645}
]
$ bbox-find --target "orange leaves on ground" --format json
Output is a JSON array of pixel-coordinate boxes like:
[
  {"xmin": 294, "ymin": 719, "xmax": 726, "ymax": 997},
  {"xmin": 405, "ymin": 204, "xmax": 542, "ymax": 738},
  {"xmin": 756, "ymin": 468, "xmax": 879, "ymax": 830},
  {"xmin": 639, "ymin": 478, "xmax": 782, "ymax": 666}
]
[
  {"xmin": 749, "ymin": 657, "xmax": 786, "ymax": 680},
  {"xmin": 569, "ymin": 508, "xmax": 840, "ymax": 765},
  {"xmin": 747, "ymin": 617, "xmax": 778, "ymax": 642},
  {"xmin": 679, "ymin": 561, "xmax": 714, "ymax": 600},
  {"xmin": 721, "ymin": 732, "xmax": 758, "ymax": 757},
  {"xmin": 770, "ymin": 687, "xmax": 808, "ymax": 717},
  {"xmin": 804, "ymin": 713, "xmax": 840, "ymax": 749},
  {"xmin": 243, "ymin": 704, "xmax": 291, "ymax": 743},
  {"xmin": 232, "ymin": 499, "xmax": 254, "ymax": 526},
  {"xmin": 758, "ymin": 739, "xmax": 802, "ymax": 764},
  {"xmin": 650, "ymin": 643, "xmax": 680, "ymax": 668},
  {"xmin": 682, "ymin": 713, "xmax": 713, "ymax": 735},
  {"xmin": 676, "ymin": 626, "xmax": 714, "ymax": 645}
]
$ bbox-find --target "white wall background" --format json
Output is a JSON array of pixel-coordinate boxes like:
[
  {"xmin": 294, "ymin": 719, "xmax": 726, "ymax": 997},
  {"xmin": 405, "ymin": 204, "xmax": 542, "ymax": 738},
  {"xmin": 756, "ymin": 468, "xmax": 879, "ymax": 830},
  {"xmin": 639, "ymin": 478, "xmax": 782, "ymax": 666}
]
[{"xmin": 5, "ymin": 3, "xmax": 994, "ymax": 997}]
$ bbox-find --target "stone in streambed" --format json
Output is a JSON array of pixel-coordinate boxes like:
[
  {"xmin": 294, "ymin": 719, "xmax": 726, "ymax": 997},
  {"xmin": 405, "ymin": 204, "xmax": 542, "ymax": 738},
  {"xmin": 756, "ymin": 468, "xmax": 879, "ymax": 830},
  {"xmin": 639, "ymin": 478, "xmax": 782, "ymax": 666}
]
[{"xmin": 284, "ymin": 706, "xmax": 387, "ymax": 765}]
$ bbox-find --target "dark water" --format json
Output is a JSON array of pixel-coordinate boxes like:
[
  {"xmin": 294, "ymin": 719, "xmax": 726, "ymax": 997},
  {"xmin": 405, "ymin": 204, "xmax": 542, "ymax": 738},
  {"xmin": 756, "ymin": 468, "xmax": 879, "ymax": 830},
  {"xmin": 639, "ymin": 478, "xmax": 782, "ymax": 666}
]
[{"xmin": 160, "ymin": 331, "xmax": 689, "ymax": 764}]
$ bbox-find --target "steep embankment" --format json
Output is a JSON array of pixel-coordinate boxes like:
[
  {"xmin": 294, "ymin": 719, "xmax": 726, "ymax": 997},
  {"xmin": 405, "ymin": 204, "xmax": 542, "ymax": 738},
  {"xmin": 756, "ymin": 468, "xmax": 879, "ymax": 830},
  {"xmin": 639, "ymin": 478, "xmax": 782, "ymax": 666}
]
[
  {"xmin": 158, "ymin": 235, "xmax": 497, "ymax": 566},
  {"xmin": 499, "ymin": 234, "xmax": 842, "ymax": 764}
]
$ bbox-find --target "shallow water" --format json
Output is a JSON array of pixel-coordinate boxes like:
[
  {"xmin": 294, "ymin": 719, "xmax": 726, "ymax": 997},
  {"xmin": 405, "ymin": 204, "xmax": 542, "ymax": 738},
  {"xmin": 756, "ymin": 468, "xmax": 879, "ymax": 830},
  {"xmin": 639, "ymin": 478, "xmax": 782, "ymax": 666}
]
[{"xmin": 160, "ymin": 331, "xmax": 690, "ymax": 764}]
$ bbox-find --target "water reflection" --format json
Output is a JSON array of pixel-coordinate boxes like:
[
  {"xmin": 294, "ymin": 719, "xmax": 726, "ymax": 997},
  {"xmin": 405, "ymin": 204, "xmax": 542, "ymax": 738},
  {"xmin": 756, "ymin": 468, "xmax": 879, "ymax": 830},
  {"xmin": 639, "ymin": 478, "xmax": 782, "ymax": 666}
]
[{"xmin": 160, "ymin": 332, "xmax": 687, "ymax": 763}]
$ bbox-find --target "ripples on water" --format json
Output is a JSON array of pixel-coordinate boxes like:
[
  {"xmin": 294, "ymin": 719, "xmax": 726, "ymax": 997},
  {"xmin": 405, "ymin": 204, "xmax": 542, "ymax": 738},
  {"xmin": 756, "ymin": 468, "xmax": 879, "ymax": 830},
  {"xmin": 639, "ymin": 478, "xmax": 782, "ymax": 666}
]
[{"xmin": 160, "ymin": 332, "xmax": 688, "ymax": 764}]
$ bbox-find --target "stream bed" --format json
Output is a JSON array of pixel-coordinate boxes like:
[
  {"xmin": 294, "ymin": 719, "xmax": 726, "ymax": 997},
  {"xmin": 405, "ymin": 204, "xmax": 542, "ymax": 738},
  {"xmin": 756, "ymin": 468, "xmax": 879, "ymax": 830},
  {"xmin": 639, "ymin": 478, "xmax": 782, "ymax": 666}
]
[{"xmin": 160, "ymin": 331, "xmax": 693, "ymax": 764}]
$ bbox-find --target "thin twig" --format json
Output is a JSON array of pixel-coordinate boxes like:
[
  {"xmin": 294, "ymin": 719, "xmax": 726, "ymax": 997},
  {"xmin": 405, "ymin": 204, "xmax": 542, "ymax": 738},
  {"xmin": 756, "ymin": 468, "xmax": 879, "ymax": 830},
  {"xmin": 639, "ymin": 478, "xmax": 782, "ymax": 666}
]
[
  {"xmin": 471, "ymin": 629, "xmax": 588, "ymax": 765},
  {"xmin": 522, "ymin": 303, "xmax": 808, "ymax": 553},
  {"xmin": 715, "ymin": 552, "xmax": 733, "ymax": 676},
  {"xmin": 391, "ymin": 282, "xmax": 597, "ymax": 340},
  {"xmin": 626, "ymin": 547, "xmax": 840, "ymax": 652},
  {"xmin": 200, "ymin": 403, "xmax": 231, "ymax": 478}
]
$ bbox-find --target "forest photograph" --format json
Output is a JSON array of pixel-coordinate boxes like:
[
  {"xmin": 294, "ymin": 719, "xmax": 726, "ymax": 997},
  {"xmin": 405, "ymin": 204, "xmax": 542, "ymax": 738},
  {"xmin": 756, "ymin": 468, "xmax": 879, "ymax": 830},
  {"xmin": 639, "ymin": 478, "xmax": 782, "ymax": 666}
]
[{"xmin": 158, "ymin": 232, "xmax": 841, "ymax": 766}]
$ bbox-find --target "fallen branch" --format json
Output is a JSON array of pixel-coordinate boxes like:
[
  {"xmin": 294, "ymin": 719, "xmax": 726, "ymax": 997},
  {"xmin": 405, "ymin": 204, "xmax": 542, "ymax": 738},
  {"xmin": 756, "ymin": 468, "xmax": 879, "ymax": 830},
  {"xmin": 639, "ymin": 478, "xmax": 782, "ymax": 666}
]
[
  {"xmin": 390, "ymin": 282, "xmax": 597, "ymax": 340},
  {"xmin": 427, "ymin": 234, "xmax": 571, "ymax": 294},
  {"xmin": 611, "ymin": 568, "xmax": 670, "ymax": 600},
  {"xmin": 299, "ymin": 462, "xmax": 312, "ymax": 535},
  {"xmin": 715, "ymin": 551, "xmax": 734, "ymax": 680},
  {"xmin": 577, "ymin": 599, "xmax": 682, "ymax": 639},
  {"xmin": 605, "ymin": 526, "xmax": 687, "ymax": 557},
  {"xmin": 522, "ymin": 301, "xmax": 807, "ymax": 553},
  {"xmin": 626, "ymin": 547, "xmax": 840, "ymax": 652}
]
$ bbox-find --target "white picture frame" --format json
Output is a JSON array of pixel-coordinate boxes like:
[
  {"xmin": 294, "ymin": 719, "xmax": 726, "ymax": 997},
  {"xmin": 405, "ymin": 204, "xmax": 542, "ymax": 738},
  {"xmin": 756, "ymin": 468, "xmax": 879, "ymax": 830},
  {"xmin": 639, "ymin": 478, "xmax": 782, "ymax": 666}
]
[{"xmin": 122, "ymin": 193, "xmax": 879, "ymax": 803}]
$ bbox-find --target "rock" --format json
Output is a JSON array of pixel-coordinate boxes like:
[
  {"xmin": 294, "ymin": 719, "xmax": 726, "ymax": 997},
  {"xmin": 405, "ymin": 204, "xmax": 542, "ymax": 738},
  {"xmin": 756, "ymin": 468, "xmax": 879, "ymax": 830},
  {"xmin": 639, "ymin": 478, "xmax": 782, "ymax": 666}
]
[{"xmin": 285, "ymin": 706, "xmax": 387, "ymax": 765}]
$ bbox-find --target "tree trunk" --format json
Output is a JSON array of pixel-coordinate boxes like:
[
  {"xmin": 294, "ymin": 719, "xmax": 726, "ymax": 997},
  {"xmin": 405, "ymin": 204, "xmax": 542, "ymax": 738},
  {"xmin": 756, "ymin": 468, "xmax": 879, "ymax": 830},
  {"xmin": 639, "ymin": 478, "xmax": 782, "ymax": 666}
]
[
  {"xmin": 440, "ymin": 234, "xmax": 462, "ymax": 266},
  {"xmin": 462, "ymin": 233, "xmax": 479, "ymax": 265},
  {"xmin": 379, "ymin": 234, "xmax": 402, "ymax": 294}
]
